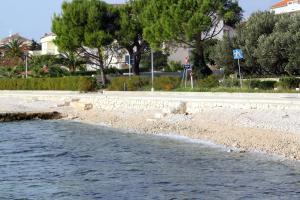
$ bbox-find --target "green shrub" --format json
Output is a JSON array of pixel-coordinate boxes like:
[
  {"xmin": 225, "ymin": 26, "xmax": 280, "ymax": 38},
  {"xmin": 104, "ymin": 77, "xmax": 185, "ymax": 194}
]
[
  {"xmin": 0, "ymin": 76, "xmax": 97, "ymax": 92},
  {"xmin": 220, "ymin": 78, "xmax": 240, "ymax": 87},
  {"xmin": 197, "ymin": 75, "xmax": 219, "ymax": 88},
  {"xmin": 108, "ymin": 76, "xmax": 181, "ymax": 91},
  {"xmin": 164, "ymin": 61, "xmax": 182, "ymax": 72},
  {"xmin": 276, "ymin": 77, "xmax": 300, "ymax": 89},
  {"xmin": 108, "ymin": 76, "xmax": 150, "ymax": 91},
  {"xmin": 154, "ymin": 76, "xmax": 181, "ymax": 91},
  {"xmin": 48, "ymin": 66, "xmax": 70, "ymax": 77},
  {"xmin": 246, "ymin": 80, "xmax": 277, "ymax": 90}
]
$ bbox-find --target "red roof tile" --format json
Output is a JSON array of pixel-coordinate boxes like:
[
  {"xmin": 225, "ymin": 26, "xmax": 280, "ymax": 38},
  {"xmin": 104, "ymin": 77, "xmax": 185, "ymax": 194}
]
[{"xmin": 272, "ymin": 0, "xmax": 290, "ymax": 8}]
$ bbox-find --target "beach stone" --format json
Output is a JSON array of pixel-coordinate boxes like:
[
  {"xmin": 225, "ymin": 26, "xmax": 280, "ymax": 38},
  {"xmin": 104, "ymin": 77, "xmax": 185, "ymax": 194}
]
[
  {"xmin": 227, "ymin": 149, "xmax": 234, "ymax": 153},
  {"xmin": 171, "ymin": 102, "xmax": 187, "ymax": 114},
  {"xmin": 57, "ymin": 101, "xmax": 70, "ymax": 107},
  {"xmin": 154, "ymin": 113, "xmax": 166, "ymax": 119},
  {"xmin": 70, "ymin": 102, "xmax": 93, "ymax": 111}
]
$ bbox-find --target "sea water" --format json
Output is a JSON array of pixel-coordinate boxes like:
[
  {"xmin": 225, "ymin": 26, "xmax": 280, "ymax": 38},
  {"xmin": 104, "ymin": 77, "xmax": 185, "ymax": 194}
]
[{"xmin": 1, "ymin": 120, "xmax": 300, "ymax": 199}]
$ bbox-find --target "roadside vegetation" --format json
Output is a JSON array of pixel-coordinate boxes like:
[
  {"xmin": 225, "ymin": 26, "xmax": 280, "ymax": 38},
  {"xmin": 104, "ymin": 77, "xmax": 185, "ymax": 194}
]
[{"xmin": 0, "ymin": 1, "xmax": 299, "ymax": 93}]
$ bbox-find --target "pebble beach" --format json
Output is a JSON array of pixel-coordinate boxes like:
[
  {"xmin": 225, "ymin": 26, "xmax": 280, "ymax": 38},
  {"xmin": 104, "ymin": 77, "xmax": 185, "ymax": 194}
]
[{"xmin": 1, "ymin": 90, "xmax": 300, "ymax": 160}]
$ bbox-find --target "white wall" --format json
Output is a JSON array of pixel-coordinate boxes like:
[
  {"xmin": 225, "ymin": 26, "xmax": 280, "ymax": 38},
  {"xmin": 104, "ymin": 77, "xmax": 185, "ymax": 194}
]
[
  {"xmin": 41, "ymin": 35, "xmax": 59, "ymax": 55},
  {"xmin": 271, "ymin": 2, "xmax": 300, "ymax": 14}
]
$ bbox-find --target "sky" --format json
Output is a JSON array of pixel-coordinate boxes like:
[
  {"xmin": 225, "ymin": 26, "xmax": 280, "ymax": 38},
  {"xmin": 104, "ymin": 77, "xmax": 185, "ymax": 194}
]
[{"xmin": 0, "ymin": 0, "xmax": 281, "ymax": 41}]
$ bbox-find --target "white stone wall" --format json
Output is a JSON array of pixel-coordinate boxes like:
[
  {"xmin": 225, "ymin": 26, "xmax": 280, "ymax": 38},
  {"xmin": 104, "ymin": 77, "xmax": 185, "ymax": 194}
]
[{"xmin": 3, "ymin": 91, "xmax": 299, "ymax": 114}]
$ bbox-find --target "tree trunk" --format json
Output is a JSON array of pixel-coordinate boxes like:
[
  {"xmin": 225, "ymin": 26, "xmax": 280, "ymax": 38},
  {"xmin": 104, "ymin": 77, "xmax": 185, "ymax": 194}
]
[
  {"xmin": 132, "ymin": 53, "xmax": 141, "ymax": 75},
  {"xmin": 99, "ymin": 67, "xmax": 106, "ymax": 86},
  {"xmin": 193, "ymin": 40, "xmax": 212, "ymax": 78},
  {"xmin": 97, "ymin": 48, "xmax": 107, "ymax": 86}
]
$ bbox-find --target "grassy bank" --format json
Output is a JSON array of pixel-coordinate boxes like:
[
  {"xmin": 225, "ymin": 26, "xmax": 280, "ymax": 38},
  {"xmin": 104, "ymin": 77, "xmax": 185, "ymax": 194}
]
[{"xmin": 107, "ymin": 76, "xmax": 300, "ymax": 93}]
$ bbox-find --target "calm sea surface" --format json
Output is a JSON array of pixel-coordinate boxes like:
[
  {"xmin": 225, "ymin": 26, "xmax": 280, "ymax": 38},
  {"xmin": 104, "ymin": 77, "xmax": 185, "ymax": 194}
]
[{"xmin": 1, "ymin": 121, "xmax": 300, "ymax": 199}]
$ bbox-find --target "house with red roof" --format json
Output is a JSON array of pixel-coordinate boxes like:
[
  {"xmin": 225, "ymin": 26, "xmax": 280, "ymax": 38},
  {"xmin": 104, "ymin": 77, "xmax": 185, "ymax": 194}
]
[{"xmin": 271, "ymin": 0, "xmax": 300, "ymax": 14}]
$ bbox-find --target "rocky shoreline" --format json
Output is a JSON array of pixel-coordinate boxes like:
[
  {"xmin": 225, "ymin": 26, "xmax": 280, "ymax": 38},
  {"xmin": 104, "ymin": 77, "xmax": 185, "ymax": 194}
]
[
  {"xmin": 0, "ymin": 112, "xmax": 63, "ymax": 122},
  {"xmin": 0, "ymin": 91, "xmax": 300, "ymax": 160}
]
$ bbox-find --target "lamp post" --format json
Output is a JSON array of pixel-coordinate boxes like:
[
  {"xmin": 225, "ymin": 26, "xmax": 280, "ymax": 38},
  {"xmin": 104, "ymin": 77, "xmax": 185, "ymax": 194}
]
[
  {"xmin": 26, "ymin": 55, "xmax": 28, "ymax": 79},
  {"xmin": 151, "ymin": 49, "xmax": 154, "ymax": 92},
  {"xmin": 23, "ymin": 52, "xmax": 28, "ymax": 79}
]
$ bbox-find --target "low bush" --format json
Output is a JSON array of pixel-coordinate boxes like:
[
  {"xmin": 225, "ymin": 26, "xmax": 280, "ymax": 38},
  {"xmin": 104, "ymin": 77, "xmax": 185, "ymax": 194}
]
[
  {"xmin": 108, "ymin": 76, "xmax": 181, "ymax": 91},
  {"xmin": 0, "ymin": 76, "xmax": 97, "ymax": 92},
  {"xmin": 246, "ymin": 80, "xmax": 277, "ymax": 90},
  {"xmin": 164, "ymin": 61, "xmax": 182, "ymax": 72},
  {"xmin": 108, "ymin": 76, "xmax": 150, "ymax": 91},
  {"xmin": 220, "ymin": 78, "xmax": 240, "ymax": 88},
  {"xmin": 154, "ymin": 76, "xmax": 181, "ymax": 91},
  {"xmin": 276, "ymin": 77, "xmax": 300, "ymax": 89},
  {"xmin": 197, "ymin": 75, "xmax": 219, "ymax": 88}
]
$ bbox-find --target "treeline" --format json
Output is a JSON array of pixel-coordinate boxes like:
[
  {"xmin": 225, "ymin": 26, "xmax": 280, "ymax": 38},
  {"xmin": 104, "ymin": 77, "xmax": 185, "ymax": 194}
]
[
  {"xmin": 52, "ymin": 0, "xmax": 242, "ymax": 85},
  {"xmin": 211, "ymin": 12, "xmax": 300, "ymax": 76}
]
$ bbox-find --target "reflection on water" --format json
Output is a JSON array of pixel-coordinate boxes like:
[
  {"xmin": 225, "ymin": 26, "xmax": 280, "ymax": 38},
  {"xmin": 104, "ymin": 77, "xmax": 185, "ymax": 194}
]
[{"xmin": 1, "ymin": 120, "xmax": 300, "ymax": 199}]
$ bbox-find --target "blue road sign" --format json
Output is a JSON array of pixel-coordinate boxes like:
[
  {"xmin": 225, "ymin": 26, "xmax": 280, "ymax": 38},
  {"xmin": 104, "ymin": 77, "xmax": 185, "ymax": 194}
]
[{"xmin": 233, "ymin": 49, "xmax": 244, "ymax": 60}]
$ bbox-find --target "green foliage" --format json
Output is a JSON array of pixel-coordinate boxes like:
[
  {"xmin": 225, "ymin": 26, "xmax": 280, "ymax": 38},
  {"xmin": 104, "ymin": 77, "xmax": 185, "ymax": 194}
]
[
  {"xmin": 48, "ymin": 66, "xmax": 70, "ymax": 77},
  {"xmin": 52, "ymin": 0, "xmax": 118, "ymax": 52},
  {"xmin": 52, "ymin": 0, "xmax": 119, "ymax": 85},
  {"xmin": 154, "ymin": 76, "xmax": 181, "ymax": 91},
  {"xmin": 164, "ymin": 61, "xmax": 182, "ymax": 72},
  {"xmin": 29, "ymin": 39, "xmax": 41, "ymax": 51},
  {"xmin": 210, "ymin": 36, "xmax": 235, "ymax": 75},
  {"xmin": 213, "ymin": 12, "xmax": 300, "ymax": 77},
  {"xmin": 197, "ymin": 75, "xmax": 219, "ymax": 88},
  {"xmin": 244, "ymin": 80, "xmax": 277, "ymax": 90},
  {"xmin": 220, "ymin": 78, "xmax": 240, "ymax": 87},
  {"xmin": 29, "ymin": 55, "xmax": 59, "ymax": 67},
  {"xmin": 141, "ymin": 0, "xmax": 242, "ymax": 77},
  {"xmin": 108, "ymin": 76, "xmax": 150, "ymax": 91},
  {"xmin": 57, "ymin": 52, "xmax": 87, "ymax": 72},
  {"xmin": 276, "ymin": 77, "xmax": 300, "ymax": 89},
  {"xmin": 0, "ymin": 76, "xmax": 97, "ymax": 92},
  {"xmin": 4, "ymin": 39, "xmax": 24, "ymax": 58},
  {"xmin": 140, "ymin": 51, "xmax": 168, "ymax": 70},
  {"xmin": 108, "ymin": 76, "xmax": 180, "ymax": 91},
  {"xmin": 115, "ymin": 1, "xmax": 149, "ymax": 75}
]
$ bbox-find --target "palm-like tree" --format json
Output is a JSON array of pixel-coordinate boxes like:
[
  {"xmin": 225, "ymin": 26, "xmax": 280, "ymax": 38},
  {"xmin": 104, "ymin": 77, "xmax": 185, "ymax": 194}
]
[
  {"xmin": 4, "ymin": 39, "xmax": 24, "ymax": 58},
  {"xmin": 58, "ymin": 51, "xmax": 86, "ymax": 72}
]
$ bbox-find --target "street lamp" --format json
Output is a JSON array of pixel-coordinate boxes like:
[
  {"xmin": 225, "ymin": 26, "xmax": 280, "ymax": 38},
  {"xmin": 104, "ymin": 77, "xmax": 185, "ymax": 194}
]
[
  {"xmin": 25, "ymin": 54, "xmax": 28, "ymax": 79},
  {"xmin": 22, "ymin": 52, "xmax": 29, "ymax": 79},
  {"xmin": 151, "ymin": 49, "xmax": 154, "ymax": 92}
]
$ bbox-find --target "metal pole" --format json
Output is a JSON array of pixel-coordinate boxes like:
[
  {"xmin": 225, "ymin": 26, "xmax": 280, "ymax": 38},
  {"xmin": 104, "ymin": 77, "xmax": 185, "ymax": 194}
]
[
  {"xmin": 184, "ymin": 70, "xmax": 187, "ymax": 88},
  {"xmin": 25, "ymin": 55, "xmax": 28, "ymax": 79},
  {"xmin": 238, "ymin": 59, "xmax": 242, "ymax": 88},
  {"xmin": 129, "ymin": 54, "xmax": 131, "ymax": 77},
  {"xmin": 151, "ymin": 50, "xmax": 154, "ymax": 92},
  {"xmin": 191, "ymin": 72, "xmax": 193, "ymax": 89}
]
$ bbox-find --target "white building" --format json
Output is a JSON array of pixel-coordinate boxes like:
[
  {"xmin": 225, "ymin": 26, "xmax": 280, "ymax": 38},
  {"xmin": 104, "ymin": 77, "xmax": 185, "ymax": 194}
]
[
  {"xmin": 271, "ymin": 0, "xmax": 300, "ymax": 14},
  {"xmin": 40, "ymin": 33, "xmax": 59, "ymax": 55}
]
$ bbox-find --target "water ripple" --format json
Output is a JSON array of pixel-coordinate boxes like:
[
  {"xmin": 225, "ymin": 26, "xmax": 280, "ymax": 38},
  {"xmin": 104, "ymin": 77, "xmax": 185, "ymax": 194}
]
[{"xmin": 1, "ymin": 120, "xmax": 300, "ymax": 199}]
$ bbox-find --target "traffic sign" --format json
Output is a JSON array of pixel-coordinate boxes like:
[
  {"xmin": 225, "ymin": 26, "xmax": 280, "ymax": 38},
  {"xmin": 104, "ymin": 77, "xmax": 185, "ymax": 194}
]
[{"xmin": 233, "ymin": 49, "xmax": 244, "ymax": 60}]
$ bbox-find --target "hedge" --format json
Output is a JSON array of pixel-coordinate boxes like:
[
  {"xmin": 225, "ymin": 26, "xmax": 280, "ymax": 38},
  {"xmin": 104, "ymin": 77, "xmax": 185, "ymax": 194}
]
[
  {"xmin": 276, "ymin": 77, "xmax": 300, "ymax": 89},
  {"xmin": 246, "ymin": 80, "xmax": 277, "ymax": 90},
  {"xmin": 108, "ymin": 76, "xmax": 181, "ymax": 91},
  {"xmin": 0, "ymin": 76, "xmax": 97, "ymax": 92}
]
